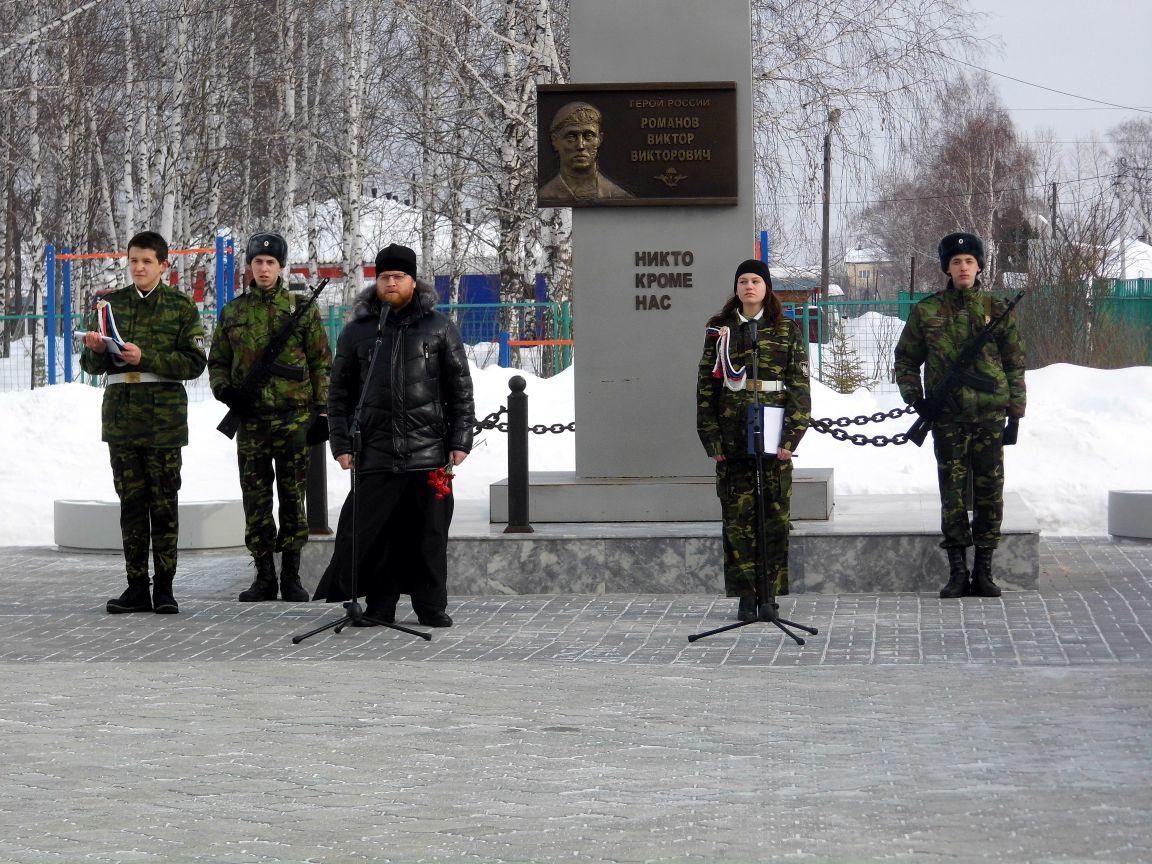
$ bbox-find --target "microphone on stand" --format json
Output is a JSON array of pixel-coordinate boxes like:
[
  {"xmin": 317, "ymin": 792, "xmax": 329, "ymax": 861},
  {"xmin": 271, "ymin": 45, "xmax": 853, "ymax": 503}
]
[
  {"xmin": 376, "ymin": 302, "xmax": 391, "ymax": 337},
  {"xmin": 745, "ymin": 317, "xmax": 763, "ymax": 456}
]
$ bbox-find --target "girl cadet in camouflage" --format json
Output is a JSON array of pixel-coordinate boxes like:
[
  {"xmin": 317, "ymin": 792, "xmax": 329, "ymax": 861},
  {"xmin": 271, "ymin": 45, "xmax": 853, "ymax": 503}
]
[{"xmin": 697, "ymin": 259, "xmax": 812, "ymax": 622}]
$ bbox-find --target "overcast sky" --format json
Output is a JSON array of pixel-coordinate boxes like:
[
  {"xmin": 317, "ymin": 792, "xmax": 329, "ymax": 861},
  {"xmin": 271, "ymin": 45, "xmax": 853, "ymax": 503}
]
[{"xmin": 967, "ymin": 0, "xmax": 1152, "ymax": 143}]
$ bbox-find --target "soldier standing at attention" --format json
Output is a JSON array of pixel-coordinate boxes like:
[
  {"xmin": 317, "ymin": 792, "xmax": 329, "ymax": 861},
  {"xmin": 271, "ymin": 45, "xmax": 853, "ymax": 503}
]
[
  {"xmin": 697, "ymin": 259, "xmax": 811, "ymax": 622},
  {"xmin": 209, "ymin": 232, "xmax": 332, "ymax": 602},
  {"xmin": 895, "ymin": 232, "xmax": 1027, "ymax": 598},
  {"xmin": 80, "ymin": 231, "xmax": 208, "ymax": 614}
]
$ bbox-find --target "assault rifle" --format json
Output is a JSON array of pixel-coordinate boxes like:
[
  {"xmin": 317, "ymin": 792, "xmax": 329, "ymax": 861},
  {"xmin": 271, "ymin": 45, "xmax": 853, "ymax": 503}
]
[
  {"xmin": 905, "ymin": 289, "xmax": 1025, "ymax": 447},
  {"xmin": 216, "ymin": 278, "xmax": 329, "ymax": 439}
]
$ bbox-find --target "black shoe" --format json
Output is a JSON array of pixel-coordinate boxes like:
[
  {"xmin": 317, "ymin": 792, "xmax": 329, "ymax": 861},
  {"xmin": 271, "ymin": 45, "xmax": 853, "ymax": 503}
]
[
  {"xmin": 417, "ymin": 610, "xmax": 453, "ymax": 627},
  {"xmin": 152, "ymin": 580, "xmax": 179, "ymax": 614},
  {"xmin": 107, "ymin": 582, "xmax": 153, "ymax": 614},
  {"xmin": 737, "ymin": 595, "xmax": 757, "ymax": 622},
  {"xmin": 352, "ymin": 606, "xmax": 396, "ymax": 627},
  {"xmin": 239, "ymin": 555, "xmax": 279, "ymax": 602},
  {"xmin": 279, "ymin": 549, "xmax": 310, "ymax": 602},
  {"xmin": 757, "ymin": 602, "xmax": 780, "ymax": 622}
]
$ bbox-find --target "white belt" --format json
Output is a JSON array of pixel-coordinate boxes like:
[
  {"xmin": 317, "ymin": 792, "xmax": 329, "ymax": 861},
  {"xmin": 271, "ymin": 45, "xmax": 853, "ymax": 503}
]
[
  {"xmin": 744, "ymin": 379, "xmax": 784, "ymax": 392},
  {"xmin": 106, "ymin": 372, "xmax": 177, "ymax": 385}
]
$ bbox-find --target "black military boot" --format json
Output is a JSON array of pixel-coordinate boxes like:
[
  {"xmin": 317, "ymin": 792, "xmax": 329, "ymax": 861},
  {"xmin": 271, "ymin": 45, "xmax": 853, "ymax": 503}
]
[
  {"xmin": 107, "ymin": 580, "xmax": 153, "ymax": 614},
  {"xmin": 278, "ymin": 549, "xmax": 310, "ymax": 602},
  {"xmin": 939, "ymin": 547, "xmax": 970, "ymax": 599},
  {"xmin": 152, "ymin": 577, "xmax": 179, "ymax": 614},
  {"xmin": 970, "ymin": 547, "xmax": 1002, "ymax": 597},
  {"xmin": 737, "ymin": 594, "xmax": 757, "ymax": 622},
  {"xmin": 238, "ymin": 554, "xmax": 279, "ymax": 602}
]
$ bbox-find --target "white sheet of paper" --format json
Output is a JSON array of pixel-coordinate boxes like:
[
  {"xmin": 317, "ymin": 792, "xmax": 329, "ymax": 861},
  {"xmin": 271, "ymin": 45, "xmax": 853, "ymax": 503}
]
[
  {"xmin": 758, "ymin": 405, "xmax": 785, "ymax": 453},
  {"xmin": 74, "ymin": 331, "xmax": 124, "ymax": 356}
]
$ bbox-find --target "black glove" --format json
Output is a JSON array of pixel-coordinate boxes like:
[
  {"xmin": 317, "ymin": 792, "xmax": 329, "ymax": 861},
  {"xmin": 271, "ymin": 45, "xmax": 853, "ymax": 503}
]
[
  {"xmin": 1002, "ymin": 417, "xmax": 1020, "ymax": 446},
  {"xmin": 912, "ymin": 396, "xmax": 942, "ymax": 419},
  {"xmin": 218, "ymin": 385, "xmax": 256, "ymax": 412},
  {"xmin": 306, "ymin": 413, "xmax": 329, "ymax": 446}
]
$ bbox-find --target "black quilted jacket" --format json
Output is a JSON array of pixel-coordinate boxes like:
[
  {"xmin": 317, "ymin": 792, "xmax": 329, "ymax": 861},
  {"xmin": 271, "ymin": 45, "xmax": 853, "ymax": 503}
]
[{"xmin": 327, "ymin": 280, "xmax": 475, "ymax": 473}]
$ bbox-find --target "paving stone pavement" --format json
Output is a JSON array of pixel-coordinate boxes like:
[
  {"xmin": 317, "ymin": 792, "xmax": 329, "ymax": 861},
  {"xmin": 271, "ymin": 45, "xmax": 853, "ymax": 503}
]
[{"xmin": 0, "ymin": 538, "xmax": 1150, "ymax": 863}]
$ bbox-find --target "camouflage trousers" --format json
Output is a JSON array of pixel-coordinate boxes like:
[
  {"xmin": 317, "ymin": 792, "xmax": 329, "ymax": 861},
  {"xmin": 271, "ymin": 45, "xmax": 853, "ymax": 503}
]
[
  {"xmin": 716, "ymin": 456, "xmax": 792, "ymax": 597},
  {"xmin": 236, "ymin": 410, "xmax": 311, "ymax": 556},
  {"xmin": 931, "ymin": 419, "xmax": 1005, "ymax": 549},
  {"xmin": 108, "ymin": 444, "xmax": 182, "ymax": 583}
]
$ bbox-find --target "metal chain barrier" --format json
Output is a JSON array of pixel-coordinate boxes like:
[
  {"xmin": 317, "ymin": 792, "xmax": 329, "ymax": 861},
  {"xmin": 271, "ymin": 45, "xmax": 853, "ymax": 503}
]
[
  {"xmin": 473, "ymin": 406, "xmax": 508, "ymax": 434},
  {"xmin": 809, "ymin": 405, "xmax": 917, "ymax": 447},
  {"xmin": 480, "ymin": 403, "xmax": 911, "ymax": 444},
  {"xmin": 473, "ymin": 406, "xmax": 575, "ymax": 436}
]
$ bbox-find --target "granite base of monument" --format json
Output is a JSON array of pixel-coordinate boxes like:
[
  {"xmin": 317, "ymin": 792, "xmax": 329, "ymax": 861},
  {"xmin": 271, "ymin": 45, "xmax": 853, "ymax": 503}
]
[
  {"xmin": 488, "ymin": 469, "xmax": 834, "ymax": 523},
  {"xmin": 300, "ymin": 492, "xmax": 1039, "ymax": 598}
]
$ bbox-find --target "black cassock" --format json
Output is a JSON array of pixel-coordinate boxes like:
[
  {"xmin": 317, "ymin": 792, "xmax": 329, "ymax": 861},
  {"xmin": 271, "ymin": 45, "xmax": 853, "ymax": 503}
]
[{"xmin": 312, "ymin": 470, "xmax": 452, "ymax": 615}]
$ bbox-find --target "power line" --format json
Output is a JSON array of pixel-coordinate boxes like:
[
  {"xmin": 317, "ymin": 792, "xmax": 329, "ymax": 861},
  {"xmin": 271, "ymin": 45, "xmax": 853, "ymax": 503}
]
[
  {"xmin": 942, "ymin": 54, "xmax": 1152, "ymax": 118},
  {"xmin": 778, "ymin": 172, "xmax": 1118, "ymax": 208}
]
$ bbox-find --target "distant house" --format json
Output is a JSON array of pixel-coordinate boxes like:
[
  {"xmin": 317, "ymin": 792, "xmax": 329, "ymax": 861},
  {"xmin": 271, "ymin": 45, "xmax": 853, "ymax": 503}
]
[
  {"xmin": 1101, "ymin": 238, "xmax": 1152, "ymax": 281},
  {"xmin": 844, "ymin": 246, "xmax": 891, "ymax": 298}
]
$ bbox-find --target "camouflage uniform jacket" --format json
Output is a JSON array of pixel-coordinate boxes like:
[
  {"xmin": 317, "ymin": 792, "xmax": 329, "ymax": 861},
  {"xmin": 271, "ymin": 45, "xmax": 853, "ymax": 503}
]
[
  {"xmin": 208, "ymin": 277, "xmax": 332, "ymax": 416},
  {"xmin": 79, "ymin": 282, "xmax": 207, "ymax": 447},
  {"xmin": 894, "ymin": 280, "xmax": 1026, "ymax": 422},
  {"xmin": 697, "ymin": 312, "xmax": 812, "ymax": 457}
]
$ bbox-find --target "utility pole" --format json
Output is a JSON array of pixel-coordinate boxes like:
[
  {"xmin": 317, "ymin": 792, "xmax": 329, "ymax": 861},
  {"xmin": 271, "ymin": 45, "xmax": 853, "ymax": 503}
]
[
  {"xmin": 820, "ymin": 108, "xmax": 841, "ymax": 304},
  {"xmin": 1050, "ymin": 182, "xmax": 1057, "ymax": 239}
]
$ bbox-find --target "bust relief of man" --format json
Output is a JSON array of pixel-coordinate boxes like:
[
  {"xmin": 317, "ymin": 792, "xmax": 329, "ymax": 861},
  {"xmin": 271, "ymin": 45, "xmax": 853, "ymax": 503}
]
[{"xmin": 538, "ymin": 101, "xmax": 633, "ymax": 205}]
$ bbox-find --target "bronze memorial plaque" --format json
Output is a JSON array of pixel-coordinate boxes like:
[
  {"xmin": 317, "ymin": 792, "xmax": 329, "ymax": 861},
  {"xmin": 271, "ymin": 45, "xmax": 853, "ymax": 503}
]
[{"xmin": 536, "ymin": 82, "xmax": 737, "ymax": 208}]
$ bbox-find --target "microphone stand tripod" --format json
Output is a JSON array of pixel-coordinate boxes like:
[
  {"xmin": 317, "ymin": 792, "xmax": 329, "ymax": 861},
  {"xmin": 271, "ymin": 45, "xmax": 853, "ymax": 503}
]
[
  {"xmin": 690, "ymin": 318, "xmax": 819, "ymax": 645},
  {"xmin": 293, "ymin": 303, "xmax": 430, "ymax": 644}
]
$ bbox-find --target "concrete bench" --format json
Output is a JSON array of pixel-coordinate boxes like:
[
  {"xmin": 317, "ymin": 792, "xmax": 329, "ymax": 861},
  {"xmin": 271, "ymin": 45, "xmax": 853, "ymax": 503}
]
[
  {"xmin": 54, "ymin": 499, "xmax": 245, "ymax": 551},
  {"xmin": 1108, "ymin": 491, "xmax": 1152, "ymax": 540}
]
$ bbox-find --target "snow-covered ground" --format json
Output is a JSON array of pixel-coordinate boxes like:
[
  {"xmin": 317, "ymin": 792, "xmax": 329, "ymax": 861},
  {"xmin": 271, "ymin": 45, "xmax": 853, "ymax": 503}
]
[{"xmin": 1, "ymin": 360, "xmax": 1149, "ymax": 546}]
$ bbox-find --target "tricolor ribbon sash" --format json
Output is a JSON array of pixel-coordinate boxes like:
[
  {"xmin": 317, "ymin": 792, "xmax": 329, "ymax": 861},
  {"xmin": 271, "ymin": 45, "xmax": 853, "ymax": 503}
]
[{"xmin": 707, "ymin": 325, "xmax": 747, "ymax": 391}]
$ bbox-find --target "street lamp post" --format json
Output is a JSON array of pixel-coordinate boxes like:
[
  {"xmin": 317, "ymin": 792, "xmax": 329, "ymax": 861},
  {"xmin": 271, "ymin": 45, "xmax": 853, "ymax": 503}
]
[{"xmin": 820, "ymin": 108, "xmax": 841, "ymax": 306}]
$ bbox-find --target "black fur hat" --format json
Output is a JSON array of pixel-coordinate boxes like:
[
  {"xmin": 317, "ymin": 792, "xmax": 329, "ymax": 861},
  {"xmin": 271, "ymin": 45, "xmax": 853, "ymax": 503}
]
[
  {"xmin": 246, "ymin": 232, "xmax": 288, "ymax": 267},
  {"xmin": 938, "ymin": 232, "xmax": 985, "ymax": 273}
]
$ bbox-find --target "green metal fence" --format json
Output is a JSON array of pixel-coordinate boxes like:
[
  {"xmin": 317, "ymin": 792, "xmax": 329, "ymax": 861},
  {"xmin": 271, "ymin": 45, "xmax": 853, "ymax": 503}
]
[
  {"xmin": 4, "ymin": 290, "xmax": 1148, "ymax": 395},
  {"xmin": 0, "ymin": 301, "xmax": 575, "ymax": 394}
]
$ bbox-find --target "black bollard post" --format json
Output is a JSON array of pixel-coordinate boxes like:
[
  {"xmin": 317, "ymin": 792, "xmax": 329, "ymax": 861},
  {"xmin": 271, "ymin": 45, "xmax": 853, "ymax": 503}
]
[
  {"xmin": 504, "ymin": 375, "xmax": 534, "ymax": 534},
  {"xmin": 307, "ymin": 443, "xmax": 332, "ymax": 535}
]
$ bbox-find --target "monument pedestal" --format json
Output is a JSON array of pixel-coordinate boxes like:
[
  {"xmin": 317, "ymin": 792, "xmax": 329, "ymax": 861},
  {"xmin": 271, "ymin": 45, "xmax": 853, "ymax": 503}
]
[
  {"xmin": 488, "ymin": 469, "xmax": 833, "ymax": 523},
  {"xmin": 301, "ymin": 493, "xmax": 1040, "ymax": 597}
]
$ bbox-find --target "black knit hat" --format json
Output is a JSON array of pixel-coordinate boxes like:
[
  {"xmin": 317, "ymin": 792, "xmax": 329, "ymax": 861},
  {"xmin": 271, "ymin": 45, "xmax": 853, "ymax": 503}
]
[
  {"xmin": 375, "ymin": 244, "xmax": 418, "ymax": 279},
  {"xmin": 246, "ymin": 232, "xmax": 288, "ymax": 267},
  {"xmin": 938, "ymin": 232, "xmax": 985, "ymax": 273},
  {"xmin": 733, "ymin": 258, "xmax": 772, "ymax": 293}
]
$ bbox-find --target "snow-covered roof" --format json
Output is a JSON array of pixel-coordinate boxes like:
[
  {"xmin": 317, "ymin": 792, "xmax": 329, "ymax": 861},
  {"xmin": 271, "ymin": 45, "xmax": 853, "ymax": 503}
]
[
  {"xmin": 1101, "ymin": 238, "xmax": 1152, "ymax": 280},
  {"xmin": 844, "ymin": 246, "xmax": 890, "ymax": 265},
  {"xmin": 269, "ymin": 197, "xmax": 500, "ymax": 273}
]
